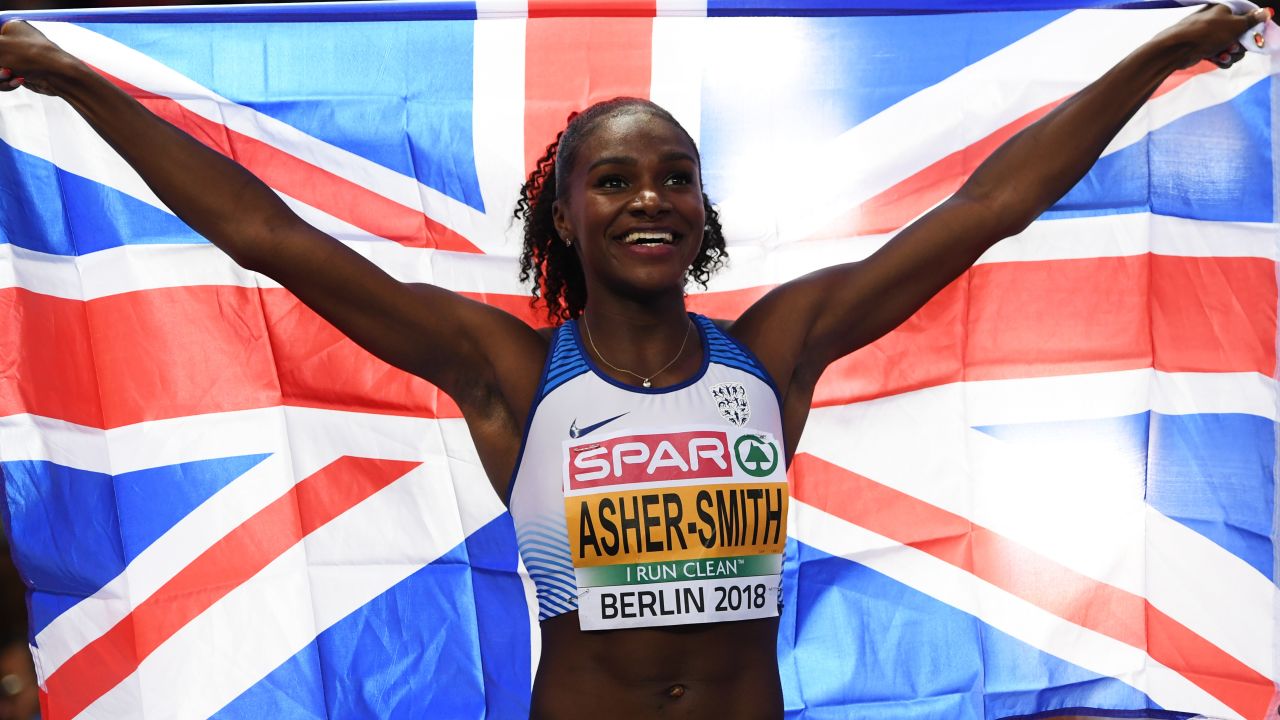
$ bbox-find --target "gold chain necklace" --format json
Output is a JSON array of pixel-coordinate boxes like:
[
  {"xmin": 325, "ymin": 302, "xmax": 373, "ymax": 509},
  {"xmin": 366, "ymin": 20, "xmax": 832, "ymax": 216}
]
[{"xmin": 582, "ymin": 312, "xmax": 694, "ymax": 388}]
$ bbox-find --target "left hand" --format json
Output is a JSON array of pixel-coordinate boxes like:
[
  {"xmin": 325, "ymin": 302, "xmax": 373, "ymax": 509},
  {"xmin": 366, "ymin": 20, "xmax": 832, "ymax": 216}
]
[
  {"xmin": 0, "ymin": 20, "xmax": 78, "ymax": 96},
  {"xmin": 1154, "ymin": 4, "xmax": 1273, "ymax": 69}
]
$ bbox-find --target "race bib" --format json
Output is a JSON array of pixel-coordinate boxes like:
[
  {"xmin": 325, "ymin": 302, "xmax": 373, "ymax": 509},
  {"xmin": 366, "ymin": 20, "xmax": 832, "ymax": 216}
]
[{"xmin": 562, "ymin": 426, "xmax": 788, "ymax": 630}]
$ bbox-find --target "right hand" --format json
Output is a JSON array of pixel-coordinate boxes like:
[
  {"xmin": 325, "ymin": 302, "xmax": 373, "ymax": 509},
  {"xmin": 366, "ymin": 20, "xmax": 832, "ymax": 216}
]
[
  {"xmin": 0, "ymin": 20, "xmax": 75, "ymax": 96},
  {"xmin": 1154, "ymin": 4, "xmax": 1274, "ymax": 70}
]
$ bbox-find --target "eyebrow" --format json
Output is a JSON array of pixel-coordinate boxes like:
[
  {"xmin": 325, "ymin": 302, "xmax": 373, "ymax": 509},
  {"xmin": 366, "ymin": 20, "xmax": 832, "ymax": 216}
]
[{"xmin": 586, "ymin": 151, "xmax": 698, "ymax": 173}]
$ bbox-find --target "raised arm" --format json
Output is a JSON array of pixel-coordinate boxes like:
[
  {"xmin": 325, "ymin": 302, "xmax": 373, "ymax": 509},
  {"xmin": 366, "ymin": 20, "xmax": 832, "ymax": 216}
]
[
  {"xmin": 0, "ymin": 21, "xmax": 545, "ymax": 433},
  {"xmin": 732, "ymin": 5, "xmax": 1271, "ymax": 439}
]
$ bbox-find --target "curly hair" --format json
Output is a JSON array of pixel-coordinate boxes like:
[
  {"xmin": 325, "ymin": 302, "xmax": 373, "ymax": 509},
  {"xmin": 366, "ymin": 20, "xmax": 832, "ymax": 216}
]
[{"xmin": 514, "ymin": 98, "xmax": 727, "ymax": 324}]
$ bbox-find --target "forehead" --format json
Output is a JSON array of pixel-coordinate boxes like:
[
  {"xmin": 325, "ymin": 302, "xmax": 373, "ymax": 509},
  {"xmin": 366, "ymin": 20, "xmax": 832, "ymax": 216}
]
[{"xmin": 572, "ymin": 110, "xmax": 698, "ymax": 172}]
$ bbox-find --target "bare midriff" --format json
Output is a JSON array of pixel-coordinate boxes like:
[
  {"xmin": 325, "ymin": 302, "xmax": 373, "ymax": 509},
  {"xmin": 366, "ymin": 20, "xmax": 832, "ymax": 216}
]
[{"xmin": 529, "ymin": 613, "xmax": 783, "ymax": 719}]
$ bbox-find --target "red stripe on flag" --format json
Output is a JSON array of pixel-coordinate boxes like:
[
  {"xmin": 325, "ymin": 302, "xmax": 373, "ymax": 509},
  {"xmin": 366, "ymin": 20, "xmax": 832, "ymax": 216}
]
[
  {"xmin": 0, "ymin": 284, "xmax": 553, "ymax": 428},
  {"xmin": 41, "ymin": 456, "xmax": 420, "ymax": 720},
  {"xmin": 94, "ymin": 69, "xmax": 481, "ymax": 254},
  {"xmin": 261, "ymin": 288, "xmax": 545, "ymax": 420},
  {"xmin": 814, "ymin": 254, "xmax": 1276, "ymax": 407},
  {"xmin": 0, "ymin": 288, "xmax": 104, "ymax": 428},
  {"xmin": 3, "ymin": 254, "xmax": 1270, "ymax": 428},
  {"xmin": 806, "ymin": 65, "xmax": 1218, "ymax": 241},
  {"xmin": 790, "ymin": 453, "xmax": 1275, "ymax": 719},
  {"xmin": 528, "ymin": 0, "xmax": 658, "ymax": 17},
  {"xmin": 524, "ymin": 3, "xmax": 656, "ymax": 174}
]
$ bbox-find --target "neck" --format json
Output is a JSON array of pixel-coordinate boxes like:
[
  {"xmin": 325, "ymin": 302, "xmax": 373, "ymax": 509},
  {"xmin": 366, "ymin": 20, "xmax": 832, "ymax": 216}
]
[{"xmin": 579, "ymin": 295, "xmax": 698, "ymax": 388}]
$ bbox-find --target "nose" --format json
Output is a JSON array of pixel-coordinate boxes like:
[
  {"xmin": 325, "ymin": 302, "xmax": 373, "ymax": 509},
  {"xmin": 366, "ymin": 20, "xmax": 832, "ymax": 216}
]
[{"xmin": 629, "ymin": 187, "xmax": 667, "ymax": 216}]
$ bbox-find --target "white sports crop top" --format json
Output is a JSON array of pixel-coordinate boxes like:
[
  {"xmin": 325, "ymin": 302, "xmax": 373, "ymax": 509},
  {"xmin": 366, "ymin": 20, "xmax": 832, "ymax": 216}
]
[{"xmin": 507, "ymin": 314, "xmax": 788, "ymax": 630}]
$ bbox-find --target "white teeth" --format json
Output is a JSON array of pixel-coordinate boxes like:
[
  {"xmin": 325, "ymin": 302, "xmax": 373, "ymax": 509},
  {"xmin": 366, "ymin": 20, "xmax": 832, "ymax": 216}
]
[{"xmin": 623, "ymin": 232, "xmax": 674, "ymax": 245}]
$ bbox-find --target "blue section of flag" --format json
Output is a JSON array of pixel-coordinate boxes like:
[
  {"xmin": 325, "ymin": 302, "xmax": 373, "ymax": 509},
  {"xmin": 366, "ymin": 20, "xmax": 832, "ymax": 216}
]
[
  {"xmin": 698, "ymin": 10, "xmax": 1066, "ymax": 201},
  {"xmin": 0, "ymin": 454, "xmax": 268, "ymax": 636},
  {"xmin": 1, "ymin": 461, "xmax": 122, "ymax": 640},
  {"xmin": 80, "ymin": 19, "xmax": 486, "ymax": 213},
  {"xmin": 1148, "ymin": 412, "xmax": 1275, "ymax": 580},
  {"xmin": 463, "ymin": 515, "xmax": 534, "ymax": 717},
  {"xmin": 114, "ymin": 454, "xmax": 269, "ymax": 567},
  {"xmin": 1045, "ymin": 78, "xmax": 1273, "ymax": 222},
  {"xmin": 779, "ymin": 540, "xmax": 1174, "ymax": 719},
  {"xmin": 0, "ymin": 143, "xmax": 68, "ymax": 254},
  {"xmin": 213, "ymin": 513, "xmax": 530, "ymax": 719},
  {"xmin": 975, "ymin": 410, "xmax": 1275, "ymax": 580},
  {"xmin": 0, "ymin": 142, "xmax": 203, "ymax": 256}
]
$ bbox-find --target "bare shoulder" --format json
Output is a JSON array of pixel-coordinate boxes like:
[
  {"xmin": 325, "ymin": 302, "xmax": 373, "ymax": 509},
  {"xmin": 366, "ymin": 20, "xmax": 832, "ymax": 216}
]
[
  {"xmin": 416, "ymin": 286, "xmax": 549, "ymax": 413},
  {"xmin": 725, "ymin": 277, "xmax": 829, "ymax": 384}
]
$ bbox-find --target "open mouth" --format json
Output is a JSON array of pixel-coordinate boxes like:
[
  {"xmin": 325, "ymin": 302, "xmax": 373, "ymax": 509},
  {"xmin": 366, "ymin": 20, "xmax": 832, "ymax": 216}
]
[{"xmin": 620, "ymin": 231, "xmax": 677, "ymax": 246}]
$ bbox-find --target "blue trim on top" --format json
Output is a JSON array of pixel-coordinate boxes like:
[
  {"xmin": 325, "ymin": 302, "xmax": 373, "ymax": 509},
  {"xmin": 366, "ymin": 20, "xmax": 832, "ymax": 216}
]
[
  {"xmin": 571, "ymin": 313, "xmax": 711, "ymax": 395},
  {"xmin": 0, "ymin": 2, "xmax": 477, "ymax": 23},
  {"xmin": 542, "ymin": 324, "xmax": 590, "ymax": 397},
  {"xmin": 502, "ymin": 328, "xmax": 560, "ymax": 507}
]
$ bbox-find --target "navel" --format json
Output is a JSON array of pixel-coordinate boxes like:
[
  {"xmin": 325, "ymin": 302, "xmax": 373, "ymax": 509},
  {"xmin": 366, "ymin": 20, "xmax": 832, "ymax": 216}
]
[{"xmin": 667, "ymin": 684, "xmax": 686, "ymax": 699}]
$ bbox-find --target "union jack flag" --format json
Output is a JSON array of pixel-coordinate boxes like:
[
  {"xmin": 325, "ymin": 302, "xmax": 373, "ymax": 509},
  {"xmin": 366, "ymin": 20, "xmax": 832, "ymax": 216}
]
[{"xmin": 0, "ymin": 1, "xmax": 1276, "ymax": 718}]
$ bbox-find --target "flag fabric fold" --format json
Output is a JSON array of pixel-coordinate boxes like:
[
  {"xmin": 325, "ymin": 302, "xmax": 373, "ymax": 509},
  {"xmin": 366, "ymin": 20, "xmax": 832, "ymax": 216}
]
[{"xmin": 0, "ymin": 1, "xmax": 1275, "ymax": 718}]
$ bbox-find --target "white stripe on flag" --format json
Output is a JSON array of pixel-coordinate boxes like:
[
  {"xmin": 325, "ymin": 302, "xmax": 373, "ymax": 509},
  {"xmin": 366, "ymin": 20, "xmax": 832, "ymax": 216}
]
[
  {"xmin": 651, "ymin": 15, "xmax": 708, "ymax": 147},
  {"xmin": 956, "ymin": 369, "xmax": 1277, "ymax": 426},
  {"xmin": 475, "ymin": 0, "xmax": 528, "ymax": 19},
  {"xmin": 4, "ymin": 213, "xmax": 1273, "ymax": 301},
  {"xmin": 472, "ymin": 9, "xmax": 529, "ymax": 254},
  {"xmin": 0, "ymin": 408, "xmax": 283, "ymax": 475},
  {"xmin": 656, "ymin": 0, "xmax": 708, "ymax": 17}
]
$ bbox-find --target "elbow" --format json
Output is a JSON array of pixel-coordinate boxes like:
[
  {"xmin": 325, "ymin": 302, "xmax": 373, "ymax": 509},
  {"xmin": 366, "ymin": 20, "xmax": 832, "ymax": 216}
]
[
  {"xmin": 207, "ymin": 210, "xmax": 294, "ymax": 276},
  {"xmin": 951, "ymin": 183, "xmax": 1043, "ymax": 242}
]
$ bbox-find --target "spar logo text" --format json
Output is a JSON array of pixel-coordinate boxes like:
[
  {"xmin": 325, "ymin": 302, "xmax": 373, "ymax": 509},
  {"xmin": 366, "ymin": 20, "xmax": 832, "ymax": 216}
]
[{"xmin": 568, "ymin": 431, "xmax": 733, "ymax": 490}]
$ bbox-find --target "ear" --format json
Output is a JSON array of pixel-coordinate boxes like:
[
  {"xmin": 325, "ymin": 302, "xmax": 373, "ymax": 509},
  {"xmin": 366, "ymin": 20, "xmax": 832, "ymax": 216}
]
[{"xmin": 552, "ymin": 198, "xmax": 573, "ymax": 244}]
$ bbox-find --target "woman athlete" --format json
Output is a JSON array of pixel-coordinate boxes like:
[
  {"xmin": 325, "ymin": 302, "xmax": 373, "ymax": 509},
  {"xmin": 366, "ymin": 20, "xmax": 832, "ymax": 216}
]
[{"xmin": 0, "ymin": 6, "xmax": 1270, "ymax": 719}]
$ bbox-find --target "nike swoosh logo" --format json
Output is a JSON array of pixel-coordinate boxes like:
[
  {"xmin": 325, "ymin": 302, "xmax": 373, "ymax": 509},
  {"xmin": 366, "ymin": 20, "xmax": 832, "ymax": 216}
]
[{"xmin": 569, "ymin": 412, "xmax": 629, "ymax": 439}]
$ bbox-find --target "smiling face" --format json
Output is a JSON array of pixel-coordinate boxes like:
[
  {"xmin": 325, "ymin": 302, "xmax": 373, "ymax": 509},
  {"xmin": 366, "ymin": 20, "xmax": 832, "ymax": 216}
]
[{"xmin": 552, "ymin": 109, "xmax": 706, "ymax": 304}]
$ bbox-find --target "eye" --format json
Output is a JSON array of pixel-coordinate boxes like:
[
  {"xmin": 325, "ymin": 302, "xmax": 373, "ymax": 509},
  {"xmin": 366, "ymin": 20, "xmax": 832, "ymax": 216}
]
[
  {"xmin": 595, "ymin": 174, "xmax": 627, "ymax": 189},
  {"xmin": 665, "ymin": 172, "xmax": 693, "ymax": 187}
]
